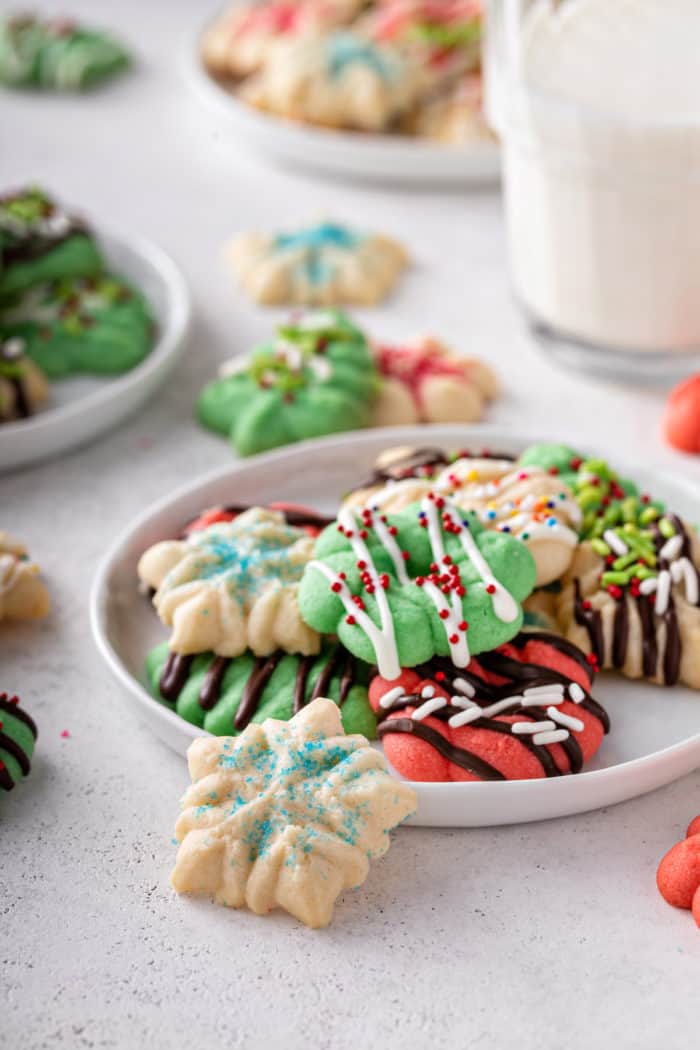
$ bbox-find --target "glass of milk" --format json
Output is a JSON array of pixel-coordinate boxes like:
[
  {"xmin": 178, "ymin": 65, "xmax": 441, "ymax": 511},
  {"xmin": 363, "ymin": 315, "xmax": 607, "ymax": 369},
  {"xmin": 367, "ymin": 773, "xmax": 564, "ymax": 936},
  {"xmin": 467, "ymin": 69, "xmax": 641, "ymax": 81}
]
[{"xmin": 486, "ymin": 0, "xmax": 700, "ymax": 381}]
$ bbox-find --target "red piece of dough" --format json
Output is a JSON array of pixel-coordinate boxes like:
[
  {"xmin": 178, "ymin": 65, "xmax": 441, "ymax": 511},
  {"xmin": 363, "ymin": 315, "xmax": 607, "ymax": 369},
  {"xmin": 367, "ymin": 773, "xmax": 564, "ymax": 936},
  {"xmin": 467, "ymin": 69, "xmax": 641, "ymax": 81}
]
[
  {"xmin": 663, "ymin": 374, "xmax": 700, "ymax": 453},
  {"xmin": 656, "ymin": 835, "xmax": 700, "ymax": 909},
  {"xmin": 686, "ymin": 814, "xmax": 700, "ymax": 838}
]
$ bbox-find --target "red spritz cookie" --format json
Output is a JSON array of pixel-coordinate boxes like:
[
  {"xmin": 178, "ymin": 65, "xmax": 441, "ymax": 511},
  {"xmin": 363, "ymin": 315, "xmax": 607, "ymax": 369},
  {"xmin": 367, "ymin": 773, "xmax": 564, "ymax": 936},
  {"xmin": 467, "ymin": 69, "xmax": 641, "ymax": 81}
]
[
  {"xmin": 663, "ymin": 374, "xmax": 700, "ymax": 453},
  {"xmin": 656, "ymin": 834, "xmax": 700, "ymax": 909},
  {"xmin": 370, "ymin": 630, "xmax": 609, "ymax": 783}
]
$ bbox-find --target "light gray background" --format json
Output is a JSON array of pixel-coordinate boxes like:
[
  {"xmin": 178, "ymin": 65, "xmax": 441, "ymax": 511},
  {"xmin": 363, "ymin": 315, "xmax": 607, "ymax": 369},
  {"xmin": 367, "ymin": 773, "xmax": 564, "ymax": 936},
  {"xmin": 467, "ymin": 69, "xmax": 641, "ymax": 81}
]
[{"xmin": 1, "ymin": 3, "xmax": 699, "ymax": 1048}]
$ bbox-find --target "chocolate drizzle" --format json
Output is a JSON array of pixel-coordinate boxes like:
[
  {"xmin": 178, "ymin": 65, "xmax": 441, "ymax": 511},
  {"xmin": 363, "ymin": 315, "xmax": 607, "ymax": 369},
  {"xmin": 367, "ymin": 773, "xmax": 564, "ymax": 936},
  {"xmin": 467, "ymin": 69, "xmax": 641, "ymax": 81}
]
[
  {"xmin": 573, "ymin": 515, "xmax": 698, "ymax": 686},
  {"xmin": 376, "ymin": 632, "xmax": 609, "ymax": 781},
  {"xmin": 158, "ymin": 643, "xmax": 361, "ymax": 730},
  {"xmin": 0, "ymin": 696, "xmax": 38, "ymax": 789}
]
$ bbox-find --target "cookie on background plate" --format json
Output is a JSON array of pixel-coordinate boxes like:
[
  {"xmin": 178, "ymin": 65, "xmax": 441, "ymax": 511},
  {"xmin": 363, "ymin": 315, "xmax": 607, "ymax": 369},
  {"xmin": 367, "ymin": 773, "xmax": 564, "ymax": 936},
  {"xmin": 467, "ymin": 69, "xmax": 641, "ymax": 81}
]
[
  {"xmin": 0, "ymin": 14, "xmax": 129, "ymax": 90},
  {"xmin": 0, "ymin": 533, "xmax": 49, "ymax": 623},
  {"xmin": 0, "ymin": 336, "xmax": 49, "ymax": 422}
]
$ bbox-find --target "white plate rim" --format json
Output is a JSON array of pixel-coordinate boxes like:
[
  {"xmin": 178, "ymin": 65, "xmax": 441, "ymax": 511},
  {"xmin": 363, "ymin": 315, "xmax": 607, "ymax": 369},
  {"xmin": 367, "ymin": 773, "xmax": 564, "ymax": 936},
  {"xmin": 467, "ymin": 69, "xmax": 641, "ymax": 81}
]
[
  {"xmin": 185, "ymin": 9, "xmax": 501, "ymax": 184},
  {"xmin": 89, "ymin": 423, "xmax": 700, "ymax": 825},
  {"xmin": 1, "ymin": 228, "xmax": 191, "ymax": 468}
]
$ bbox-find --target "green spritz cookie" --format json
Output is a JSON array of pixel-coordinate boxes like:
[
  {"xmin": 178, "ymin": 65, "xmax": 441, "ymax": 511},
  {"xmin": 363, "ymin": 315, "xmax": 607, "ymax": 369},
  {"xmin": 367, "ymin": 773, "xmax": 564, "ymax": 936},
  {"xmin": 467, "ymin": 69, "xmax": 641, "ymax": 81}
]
[
  {"xmin": 197, "ymin": 309, "xmax": 379, "ymax": 456},
  {"xmin": 0, "ymin": 273, "xmax": 155, "ymax": 378},
  {"xmin": 146, "ymin": 640, "xmax": 377, "ymax": 740},
  {"xmin": 0, "ymin": 14, "xmax": 129, "ymax": 91},
  {"xmin": 0, "ymin": 692, "xmax": 38, "ymax": 792},
  {"xmin": 0, "ymin": 187, "xmax": 103, "ymax": 297},
  {"xmin": 298, "ymin": 495, "xmax": 536, "ymax": 680}
]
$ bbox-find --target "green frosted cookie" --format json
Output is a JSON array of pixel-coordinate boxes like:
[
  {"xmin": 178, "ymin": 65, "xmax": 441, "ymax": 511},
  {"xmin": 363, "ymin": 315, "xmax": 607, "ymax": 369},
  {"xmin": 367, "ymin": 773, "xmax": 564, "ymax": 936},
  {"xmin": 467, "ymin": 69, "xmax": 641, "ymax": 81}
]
[
  {"xmin": 0, "ymin": 14, "xmax": 129, "ymax": 91},
  {"xmin": 197, "ymin": 309, "xmax": 379, "ymax": 456},
  {"xmin": 146, "ymin": 640, "xmax": 377, "ymax": 740},
  {"xmin": 298, "ymin": 495, "xmax": 536, "ymax": 680},
  {"xmin": 0, "ymin": 187, "xmax": 103, "ymax": 297},
  {"xmin": 0, "ymin": 692, "xmax": 37, "ymax": 792},
  {"xmin": 0, "ymin": 273, "xmax": 155, "ymax": 377},
  {"xmin": 519, "ymin": 443, "xmax": 663, "ymax": 541}
]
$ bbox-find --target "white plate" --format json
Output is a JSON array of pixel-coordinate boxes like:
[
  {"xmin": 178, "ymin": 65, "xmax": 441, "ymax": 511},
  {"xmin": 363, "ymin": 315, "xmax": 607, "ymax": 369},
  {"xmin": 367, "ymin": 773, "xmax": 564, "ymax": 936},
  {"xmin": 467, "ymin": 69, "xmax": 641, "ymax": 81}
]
[
  {"xmin": 90, "ymin": 424, "xmax": 700, "ymax": 827},
  {"xmin": 188, "ymin": 19, "xmax": 501, "ymax": 185},
  {"xmin": 0, "ymin": 230, "xmax": 190, "ymax": 472}
]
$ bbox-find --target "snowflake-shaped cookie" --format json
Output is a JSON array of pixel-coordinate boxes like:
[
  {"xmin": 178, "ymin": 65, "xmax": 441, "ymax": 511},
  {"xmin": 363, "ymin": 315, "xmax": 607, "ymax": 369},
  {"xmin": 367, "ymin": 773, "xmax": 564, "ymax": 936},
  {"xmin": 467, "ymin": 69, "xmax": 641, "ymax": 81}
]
[
  {"xmin": 298, "ymin": 495, "xmax": 536, "ymax": 679},
  {"xmin": 171, "ymin": 697, "xmax": 416, "ymax": 927},
  {"xmin": 138, "ymin": 507, "xmax": 320, "ymax": 657},
  {"xmin": 228, "ymin": 221, "xmax": 408, "ymax": 306}
]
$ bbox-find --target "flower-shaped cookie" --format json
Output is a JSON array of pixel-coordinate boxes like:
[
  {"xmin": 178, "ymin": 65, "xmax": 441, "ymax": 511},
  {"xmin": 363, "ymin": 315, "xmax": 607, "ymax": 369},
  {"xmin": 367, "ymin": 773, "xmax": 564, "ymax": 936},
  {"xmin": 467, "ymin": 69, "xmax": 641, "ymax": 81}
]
[
  {"xmin": 171, "ymin": 698, "xmax": 416, "ymax": 927},
  {"xmin": 342, "ymin": 449, "xmax": 581, "ymax": 587},
  {"xmin": 138, "ymin": 508, "xmax": 321, "ymax": 658},
  {"xmin": 0, "ymin": 532, "xmax": 50, "ymax": 623},
  {"xmin": 0, "ymin": 186, "xmax": 102, "ymax": 296},
  {"xmin": 298, "ymin": 495, "xmax": 536, "ymax": 679},
  {"xmin": 228, "ymin": 221, "xmax": 408, "ymax": 306},
  {"xmin": 241, "ymin": 30, "xmax": 421, "ymax": 132},
  {"xmin": 0, "ymin": 14, "xmax": 130, "ymax": 91},
  {"xmin": 197, "ymin": 310, "xmax": 378, "ymax": 456},
  {"xmin": 201, "ymin": 0, "xmax": 364, "ymax": 79},
  {"xmin": 0, "ymin": 336, "xmax": 49, "ymax": 422},
  {"xmin": 0, "ymin": 273, "xmax": 154, "ymax": 378},
  {"xmin": 371, "ymin": 337, "xmax": 499, "ymax": 427}
]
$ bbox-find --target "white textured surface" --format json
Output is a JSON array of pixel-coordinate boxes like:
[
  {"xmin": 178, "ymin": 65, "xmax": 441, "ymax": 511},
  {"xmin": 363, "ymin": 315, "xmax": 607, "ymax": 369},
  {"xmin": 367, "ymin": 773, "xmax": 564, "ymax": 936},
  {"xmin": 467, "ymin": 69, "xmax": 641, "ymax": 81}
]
[{"xmin": 2, "ymin": 2, "xmax": 700, "ymax": 1048}]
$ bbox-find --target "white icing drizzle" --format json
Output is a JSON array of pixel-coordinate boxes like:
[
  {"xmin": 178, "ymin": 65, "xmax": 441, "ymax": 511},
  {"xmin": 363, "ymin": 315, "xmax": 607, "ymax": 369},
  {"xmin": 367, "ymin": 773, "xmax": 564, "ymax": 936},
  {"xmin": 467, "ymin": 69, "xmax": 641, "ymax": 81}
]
[
  {"xmin": 547, "ymin": 706, "xmax": 585, "ymax": 732},
  {"xmin": 308, "ymin": 559, "xmax": 401, "ymax": 680},
  {"xmin": 604, "ymin": 529, "xmax": 629, "ymax": 556},
  {"xmin": 369, "ymin": 512, "xmax": 410, "ymax": 585},
  {"xmin": 655, "ymin": 569, "xmax": 672, "ymax": 615},
  {"xmin": 412, "ymin": 696, "xmax": 448, "ymax": 721},
  {"xmin": 422, "ymin": 577, "xmax": 470, "ymax": 668},
  {"xmin": 532, "ymin": 729, "xmax": 569, "ymax": 746}
]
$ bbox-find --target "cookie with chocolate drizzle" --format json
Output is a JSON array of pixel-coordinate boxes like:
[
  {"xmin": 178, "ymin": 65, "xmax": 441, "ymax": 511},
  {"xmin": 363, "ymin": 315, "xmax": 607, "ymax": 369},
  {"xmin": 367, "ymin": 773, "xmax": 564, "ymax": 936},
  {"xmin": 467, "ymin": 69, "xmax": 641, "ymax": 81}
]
[
  {"xmin": 370, "ymin": 630, "xmax": 609, "ymax": 782},
  {"xmin": 146, "ymin": 639, "xmax": 377, "ymax": 739}
]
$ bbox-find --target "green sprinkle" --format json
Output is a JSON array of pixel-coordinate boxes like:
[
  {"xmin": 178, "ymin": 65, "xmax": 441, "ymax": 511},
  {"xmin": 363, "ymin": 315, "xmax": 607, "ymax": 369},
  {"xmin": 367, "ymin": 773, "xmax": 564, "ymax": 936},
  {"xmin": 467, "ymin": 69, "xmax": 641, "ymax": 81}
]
[
  {"xmin": 639, "ymin": 506, "xmax": 660, "ymax": 525},
  {"xmin": 602, "ymin": 570, "xmax": 630, "ymax": 586},
  {"xmin": 591, "ymin": 538, "xmax": 611, "ymax": 557},
  {"xmin": 635, "ymin": 565, "xmax": 657, "ymax": 580},
  {"xmin": 658, "ymin": 517, "xmax": 676, "ymax": 539},
  {"xmin": 622, "ymin": 497, "xmax": 639, "ymax": 524},
  {"xmin": 578, "ymin": 486, "xmax": 602, "ymax": 510},
  {"xmin": 613, "ymin": 552, "xmax": 641, "ymax": 571}
]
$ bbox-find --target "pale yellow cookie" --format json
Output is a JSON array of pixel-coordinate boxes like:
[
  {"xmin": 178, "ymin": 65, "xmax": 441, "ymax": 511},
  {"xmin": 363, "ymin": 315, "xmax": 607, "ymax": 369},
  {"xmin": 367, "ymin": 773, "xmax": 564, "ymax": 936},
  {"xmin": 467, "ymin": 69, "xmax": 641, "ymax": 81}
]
[
  {"xmin": 171, "ymin": 698, "xmax": 416, "ymax": 928},
  {"xmin": 228, "ymin": 221, "xmax": 408, "ymax": 307},
  {"xmin": 138, "ymin": 508, "xmax": 320, "ymax": 657},
  {"xmin": 0, "ymin": 532, "xmax": 50, "ymax": 622}
]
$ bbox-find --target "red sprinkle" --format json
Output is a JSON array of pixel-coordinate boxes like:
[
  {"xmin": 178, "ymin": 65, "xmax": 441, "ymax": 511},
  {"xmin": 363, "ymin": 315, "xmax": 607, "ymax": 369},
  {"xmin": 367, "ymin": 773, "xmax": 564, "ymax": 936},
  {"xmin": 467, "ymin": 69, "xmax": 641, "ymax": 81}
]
[
  {"xmin": 548, "ymin": 466, "xmax": 559, "ymax": 476},
  {"xmin": 435, "ymin": 671, "xmax": 446, "ymax": 681},
  {"xmin": 449, "ymin": 634, "xmax": 459, "ymax": 644},
  {"xmin": 607, "ymin": 584, "xmax": 623, "ymax": 600},
  {"xmin": 570, "ymin": 457, "xmax": 583, "ymax": 470},
  {"xmin": 401, "ymin": 551, "xmax": 410, "ymax": 561},
  {"xmin": 486, "ymin": 584, "xmax": 496, "ymax": 594},
  {"xmin": 459, "ymin": 621, "xmax": 468, "ymax": 631},
  {"xmin": 388, "ymin": 526, "xmax": 398, "ymax": 536},
  {"xmin": 331, "ymin": 582, "xmax": 342, "ymax": 593},
  {"xmin": 345, "ymin": 615, "xmax": 356, "ymax": 625},
  {"xmin": 439, "ymin": 609, "xmax": 450, "ymax": 619},
  {"xmin": 582, "ymin": 599, "xmax": 592, "ymax": 611}
]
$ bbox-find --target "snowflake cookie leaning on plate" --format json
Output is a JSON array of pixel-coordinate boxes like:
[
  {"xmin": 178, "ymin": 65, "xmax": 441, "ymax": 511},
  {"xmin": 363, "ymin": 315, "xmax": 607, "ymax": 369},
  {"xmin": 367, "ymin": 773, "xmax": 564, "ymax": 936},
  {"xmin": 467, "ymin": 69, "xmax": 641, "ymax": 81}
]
[
  {"xmin": 298, "ymin": 494, "xmax": 536, "ymax": 681},
  {"xmin": 227, "ymin": 220, "xmax": 408, "ymax": 306},
  {"xmin": 342, "ymin": 446, "xmax": 581, "ymax": 587},
  {"xmin": 241, "ymin": 30, "xmax": 421, "ymax": 132},
  {"xmin": 370, "ymin": 337, "xmax": 498, "ymax": 427},
  {"xmin": 201, "ymin": 0, "xmax": 364, "ymax": 80},
  {"xmin": 0, "ymin": 336, "xmax": 49, "ymax": 422},
  {"xmin": 519, "ymin": 443, "xmax": 700, "ymax": 689},
  {"xmin": 370, "ymin": 629, "xmax": 609, "ymax": 782},
  {"xmin": 0, "ymin": 13, "xmax": 129, "ymax": 91},
  {"xmin": 171, "ymin": 698, "xmax": 416, "ymax": 928},
  {"xmin": 137, "ymin": 507, "xmax": 321, "ymax": 659},
  {"xmin": 197, "ymin": 309, "xmax": 378, "ymax": 456},
  {"xmin": 0, "ymin": 533, "xmax": 50, "ymax": 623},
  {"xmin": 0, "ymin": 693, "xmax": 38, "ymax": 792}
]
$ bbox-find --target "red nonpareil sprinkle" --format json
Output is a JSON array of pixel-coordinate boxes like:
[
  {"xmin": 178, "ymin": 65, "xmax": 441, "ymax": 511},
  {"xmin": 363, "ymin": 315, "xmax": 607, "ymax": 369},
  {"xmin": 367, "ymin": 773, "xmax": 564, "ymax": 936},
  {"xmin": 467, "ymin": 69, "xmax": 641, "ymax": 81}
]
[
  {"xmin": 439, "ymin": 609, "xmax": 450, "ymax": 620},
  {"xmin": 365, "ymin": 584, "xmax": 375, "ymax": 594},
  {"xmin": 590, "ymin": 476, "xmax": 600, "ymax": 487},
  {"xmin": 415, "ymin": 576, "xmax": 425, "ymax": 586},
  {"xmin": 0, "ymin": 693, "xmax": 6, "ymax": 701},
  {"xmin": 641, "ymin": 493, "xmax": 651, "ymax": 504},
  {"xmin": 459, "ymin": 621, "xmax": 468, "ymax": 631},
  {"xmin": 601, "ymin": 496, "xmax": 611, "ymax": 507},
  {"xmin": 607, "ymin": 584, "xmax": 623, "ymax": 600},
  {"xmin": 338, "ymin": 572, "xmax": 346, "ymax": 580},
  {"xmin": 435, "ymin": 498, "xmax": 445, "ymax": 509},
  {"xmin": 61, "ymin": 730, "xmax": 70, "ymax": 739},
  {"xmin": 449, "ymin": 634, "xmax": 459, "ymax": 645},
  {"xmin": 605, "ymin": 555, "xmax": 616, "ymax": 566},
  {"xmin": 0, "ymin": 761, "xmax": 4, "ymax": 771},
  {"xmin": 10, "ymin": 695, "xmax": 18, "ymax": 705},
  {"xmin": 388, "ymin": 526, "xmax": 398, "ymax": 536},
  {"xmin": 336, "ymin": 524, "xmax": 344, "ymax": 533},
  {"xmin": 352, "ymin": 595, "xmax": 363, "ymax": 606},
  {"xmin": 419, "ymin": 520, "xmax": 428, "ymax": 528},
  {"xmin": 449, "ymin": 564, "xmax": 460, "ymax": 576},
  {"xmin": 427, "ymin": 492, "xmax": 435, "ymax": 501},
  {"xmin": 346, "ymin": 615, "xmax": 356, "ymax": 625},
  {"xmin": 486, "ymin": 584, "xmax": 496, "ymax": 594},
  {"xmin": 356, "ymin": 560, "xmax": 367, "ymax": 569},
  {"xmin": 429, "ymin": 562, "xmax": 438, "ymax": 572},
  {"xmin": 435, "ymin": 671, "xmax": 446, "ymax": 681},
  {"xmin": 518, "ymin": 472, "xmax": 529, "ymax": 480},
  {"xmin": 586, "ymin": 652, "xmax": 599, "ymax": 667},
  {"xmin": 570, "ymin": 457, "xmax": 583, "ymax": 470},
  {"xmin": 331, "ymin": 582, "xmax": 342, "ymax": 593},
  {"xmin": 548, "ymin": 466, "xmax": 559, "ymax": 476},
  {"xmin": 582, "ymin": 599, "xmax": 592, "ymax": 611},
  {"xmin": 441, "ymin": 585, "xmax": 451, "ymax": 595},
  {"xmin": 442, "ymin": 555, "xmax": 452, "ymax": 565},
  {"xmin": 401, "ymin": 551, "xmax": 410, "ymax": 561},
  {"xmin": 456, "ymin": 585, "xmax": 466, "ymax": 597},
  {"xmin": 359, "ymin": 529, "xmax": 368, "ymax": 540}
]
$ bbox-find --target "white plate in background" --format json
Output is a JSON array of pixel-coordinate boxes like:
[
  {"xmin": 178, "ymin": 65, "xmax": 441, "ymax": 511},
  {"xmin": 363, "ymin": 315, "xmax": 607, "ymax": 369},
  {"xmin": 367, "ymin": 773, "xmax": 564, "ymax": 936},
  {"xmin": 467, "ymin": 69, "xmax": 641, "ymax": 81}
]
[
  {"xmin": 90, "ymin": 424, "xmax": 700, "ymax": 826},
  {"xmin": 188, "ymin": 17, "xmax": 501, "ymax": 185},
  {"xmin": 0, "ymin": 230, "xmax": 190, "ymax": 472}
]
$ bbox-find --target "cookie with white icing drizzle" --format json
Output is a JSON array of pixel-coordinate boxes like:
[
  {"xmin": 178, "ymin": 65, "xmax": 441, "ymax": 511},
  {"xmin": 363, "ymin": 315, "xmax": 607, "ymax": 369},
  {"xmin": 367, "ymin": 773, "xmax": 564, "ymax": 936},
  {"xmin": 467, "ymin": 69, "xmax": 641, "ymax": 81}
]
[{"xmin": 298, "ymin": 494, "xmax": 536, "ymax": 680}]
